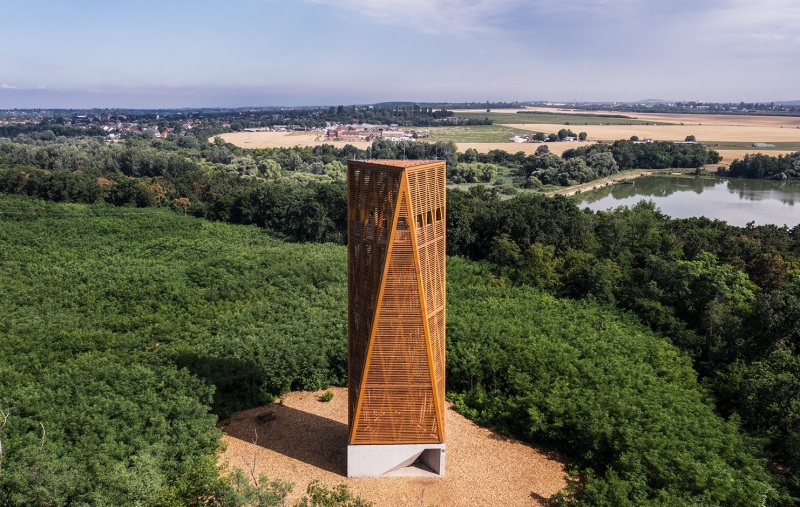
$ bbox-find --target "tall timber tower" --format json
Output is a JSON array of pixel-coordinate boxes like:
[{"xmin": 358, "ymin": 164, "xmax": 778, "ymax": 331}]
[{"xmin": 346, "ymin": 159, "xmax": 446, "ymax": 477}]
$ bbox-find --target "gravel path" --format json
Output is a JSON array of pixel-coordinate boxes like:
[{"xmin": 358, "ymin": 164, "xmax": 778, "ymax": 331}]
[{"xmin": 220, "ymin": 387, "xmax": 566, "ymax": 506}]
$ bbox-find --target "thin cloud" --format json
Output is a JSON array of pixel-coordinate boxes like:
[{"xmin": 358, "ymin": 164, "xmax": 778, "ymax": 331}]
[
  {"xmin": 1, "ymin": 84, "xmax": 18, "ymax": 89},
  {"xmin": 303, "ymin": 0, "xmax": 800, "ymax": 42},
  {"xmin": 302, "ymin": 0, "xmax": 525, "ymax": 34},
  {"xmin": 721, "ymin": 1, "xmax": 800, "ymax": 44}
]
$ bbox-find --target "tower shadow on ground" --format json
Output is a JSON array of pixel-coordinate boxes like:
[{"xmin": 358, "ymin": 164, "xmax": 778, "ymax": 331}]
[{"xmin": 221, "ymin": 403, "xmax": 349, "ymax": 476}]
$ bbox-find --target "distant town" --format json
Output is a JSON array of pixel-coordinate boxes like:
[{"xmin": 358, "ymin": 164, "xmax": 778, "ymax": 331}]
[{"xmin": 2, "ymin": 100, "xmax": 799, "ymax": 143}]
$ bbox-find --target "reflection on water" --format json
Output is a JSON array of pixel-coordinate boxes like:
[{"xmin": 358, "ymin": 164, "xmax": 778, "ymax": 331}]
[{"xmin": 577, "ymin": 176, "xmax": 800, "ymax": 227}]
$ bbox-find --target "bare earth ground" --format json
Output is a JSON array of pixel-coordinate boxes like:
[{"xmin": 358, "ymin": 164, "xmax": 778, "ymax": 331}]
[{"xmin": 220, "ymin": 387, "xmax": 567, "ymax": 507}]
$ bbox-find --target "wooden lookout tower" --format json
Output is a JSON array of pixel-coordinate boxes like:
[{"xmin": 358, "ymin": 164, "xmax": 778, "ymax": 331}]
[{"xmin": 346, "ymin": 159, "xmax": 446, "ymax": 477}]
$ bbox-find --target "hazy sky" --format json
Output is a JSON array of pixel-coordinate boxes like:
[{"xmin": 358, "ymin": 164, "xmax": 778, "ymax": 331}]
[{"xmin": 1, "ymin": 0, "xmax": 798, "ymax": 108}]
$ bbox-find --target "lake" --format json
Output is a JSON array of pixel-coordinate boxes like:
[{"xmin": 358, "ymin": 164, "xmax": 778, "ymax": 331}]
[{"xmin": 575, "ymin": 175, "xmax": 800, "ymax": 227}]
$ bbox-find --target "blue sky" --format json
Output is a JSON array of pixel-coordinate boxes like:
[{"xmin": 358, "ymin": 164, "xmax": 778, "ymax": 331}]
[{"xmin": 1, "ymin": 0, "xmax": 798, "ymax": 108}]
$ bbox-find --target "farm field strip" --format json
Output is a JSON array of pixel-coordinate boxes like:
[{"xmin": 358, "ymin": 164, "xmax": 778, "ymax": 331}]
[
  {"xmin": 454, "ymin": 110, "xmax": 661, "ymax": 125},
  {"xmin": 502, "ymin": 123, "xmax": 800, "ymax": 144},
  {"xmin": 426, "ymin": 125, "xmax": 532, "ymax": 143},
  {"xmin": 709, "ymin": 141, "xmax": 800, "ymax": 150},
  {"xmin": 217, "ymin": 131, "xmax": 371, "ymax": 150},
  {"xmin": 455, "ymin": 141, "xmax": 595, "ymax": 156},
  {"xmin": 455, "ymin": 108, "xmax": 800, "ymax": 128},
  {"xmin": 218, "ymin": 112, "xmax": 800, "ymax": 165}
]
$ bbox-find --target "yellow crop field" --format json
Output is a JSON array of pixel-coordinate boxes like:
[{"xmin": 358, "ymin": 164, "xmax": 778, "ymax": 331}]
[
  {"xmin": 218, "ymin": 111, "xmax": 800, "ymax": 165},
  {"xmin": 217, "ymin": 131, "xmax": 372, "ymax": 150},
  {"xmin": 498, "ymin": 112, "xmax": 800, "ymax": 163},
  {"xmin": 456, "ymin": 141, "xmax": 595, "ymax": 156},
  {"xmin": 503, "ymin": 122, "xmax": 800, "ymax": 144}
]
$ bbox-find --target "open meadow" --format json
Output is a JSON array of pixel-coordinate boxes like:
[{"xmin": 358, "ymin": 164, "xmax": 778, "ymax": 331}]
[{"xmin": 426, "ymin": 124, "xmax": 531, "ymax": 143}]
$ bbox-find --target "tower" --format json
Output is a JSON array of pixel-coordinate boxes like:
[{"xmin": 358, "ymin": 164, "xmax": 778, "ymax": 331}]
[{"xmin": 346, "ymin": 159, "xmax": 446, "ymax": 477}]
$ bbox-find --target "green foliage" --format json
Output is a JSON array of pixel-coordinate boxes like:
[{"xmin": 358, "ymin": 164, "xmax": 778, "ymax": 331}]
[
  {"xmin": 0, "ymin": 196, "xmax": 348, "ymax": 504},
  {"xmin": 447, "ymin": 188, "xmax": 800, "ymax": 498},
  {"xmin": 319, "ymin": 390, "xmax": 335, "ymax": 403},
  {"xmin": 447, "ymin": 259, "xmax": 790, "ymax": 505},
  {"xmin": 726, "ymin": 152, "xmax": 800, "ymax": 180},
  {"xmin": 295, "ymin": 481, "xmax": 372, "ymax": 507},
  {"xmin": 222, "ymin": 469, "xmax": 293, "ymax": 507},
  {"xmin": 450, "ymin": 162, "xmax": 498, "ymax": 183},
  {"xmin": 610, "ymin": 139, "xmax": 722, "ymax": 170},
  {"xmin": 0, "ymin": 354, "xmax": 219, "ymax": 506}
]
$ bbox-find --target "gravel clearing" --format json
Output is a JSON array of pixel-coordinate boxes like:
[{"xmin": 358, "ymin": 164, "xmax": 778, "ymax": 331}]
[{"xmin": 220, "ymin": 387, "xmax": 566, "ymax": 506}]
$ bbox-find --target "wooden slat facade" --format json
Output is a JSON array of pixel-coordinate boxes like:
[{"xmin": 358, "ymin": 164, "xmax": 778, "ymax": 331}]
[{"xmin": 347, "ymin": 160, "xmax": 446, "ymax": 445}]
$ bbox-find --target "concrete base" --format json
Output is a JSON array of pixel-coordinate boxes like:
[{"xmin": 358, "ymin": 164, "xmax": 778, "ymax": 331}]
[{"xmin": 347, "ymin": 444, "xmax": 445, "ymax": 477}]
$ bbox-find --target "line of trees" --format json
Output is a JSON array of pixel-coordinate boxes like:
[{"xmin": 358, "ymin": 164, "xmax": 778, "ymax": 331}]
[
  {"xmin": 457, "ymin": 140, "xmax": 721, "ymax": 188},
  {"xmin": 724, "ymin": 152, "xmax": 800, "ymax": 179}
]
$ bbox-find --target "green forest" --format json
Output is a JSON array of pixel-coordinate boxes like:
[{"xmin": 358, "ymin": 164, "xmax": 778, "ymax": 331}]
[{"xmin": 1, "ymin": 131, "xmax": 800, "ymax": 505}]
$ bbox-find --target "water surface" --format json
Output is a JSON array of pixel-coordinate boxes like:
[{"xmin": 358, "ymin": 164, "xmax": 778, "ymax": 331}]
[{"xmin": 576, "ymin": 176, "xmax": 800, "ymax": 227}]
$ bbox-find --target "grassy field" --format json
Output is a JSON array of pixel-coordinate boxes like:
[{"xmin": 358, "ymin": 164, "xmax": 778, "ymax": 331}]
[
  {"xmin": 455, "ymin": 110, "xmax": 666, "ymax": 125},
  {"xmin": 709, "ymin": 141, "xmax": 800, "ymax": 151},
  {"xmin": 427, "ymin": 125, "xmax": 533, "ymax": 143}
]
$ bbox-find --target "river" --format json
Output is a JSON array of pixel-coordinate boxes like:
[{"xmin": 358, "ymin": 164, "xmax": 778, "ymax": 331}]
[{"xmin": 575, "ymin": 175, "xmax": 800, "ymax": 227}]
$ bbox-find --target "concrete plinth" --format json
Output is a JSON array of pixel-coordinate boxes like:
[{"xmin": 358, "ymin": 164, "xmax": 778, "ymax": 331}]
[{"xmin": 347, "ymin": 444, "xmax": 445, "ymax": 477}]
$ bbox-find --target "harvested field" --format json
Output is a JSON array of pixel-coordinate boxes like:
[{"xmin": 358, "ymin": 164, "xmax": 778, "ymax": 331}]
[
  {"xmin": 594, "ymin": 112, "xmax": 800, "ymax": 128},
  {"xmin": 456, "ymin": 141, "xmax": 595, "ymax": 156},
  {"xmin": 455, "ymin": 108, "xmax": 800, "ymax": 128},
  {"xmin": 501, "ymin": 121, "xmax": 800, "ymax": 164},
  {"xmin": 217, "ymin": 131, "xmax": 371, "ymax": 150},
  {"xmin": 454, "ymin": 110, "xmax": 656, "ymax": 125},
  {"xmin": 217, "ymin": 112, "xmax": 800, "ymax": 166},
  {"xmin": 502, "ymin": 123, "xmax": 800, "ymax": 144},
  {"xmin": 715, "ymin": 149, "xmax": 797, "ymax": 164},
  {"xmin": 220, "ymin": 387, "xmax": 567, "ymax": 507}
]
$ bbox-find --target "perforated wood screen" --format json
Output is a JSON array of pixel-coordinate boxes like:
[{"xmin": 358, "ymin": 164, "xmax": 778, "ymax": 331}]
[{"xmin": 347, "ymin": 160, "xmax": 446, "ymax": 445}]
